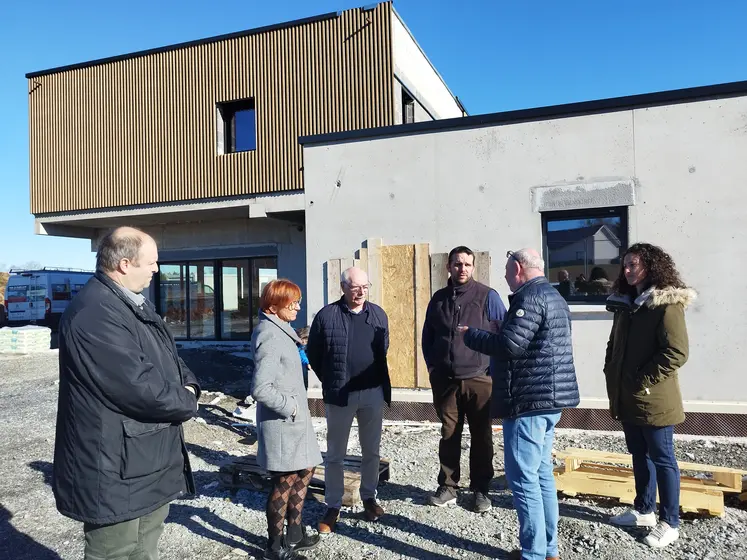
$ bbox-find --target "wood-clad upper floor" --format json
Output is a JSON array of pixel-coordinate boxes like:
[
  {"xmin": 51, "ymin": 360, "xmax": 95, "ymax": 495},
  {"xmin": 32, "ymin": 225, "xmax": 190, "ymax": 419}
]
[{"xmin": 27, "ymin": 3, "xmax": 401, "ymax": 215}]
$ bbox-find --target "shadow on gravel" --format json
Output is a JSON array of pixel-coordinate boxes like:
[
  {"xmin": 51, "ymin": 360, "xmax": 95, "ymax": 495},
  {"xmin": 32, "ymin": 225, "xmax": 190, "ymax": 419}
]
[
  {"xmin": 169, "ymin": 504, "xmax": 264, "ymax": 558},
  {"xmin": 359, "ymin": 482, "xmax": 509, "ymax": 558},
  {"xmin": 0, "ymin": 504, "xmax": 63, "ymax": 560},
  {"xmin": 29, "ymin": 460, "xmax": 54, "ymax": 488},
  {"xmin": 194, "ymin": 404, "xmax": 258, "ymax": 443}
]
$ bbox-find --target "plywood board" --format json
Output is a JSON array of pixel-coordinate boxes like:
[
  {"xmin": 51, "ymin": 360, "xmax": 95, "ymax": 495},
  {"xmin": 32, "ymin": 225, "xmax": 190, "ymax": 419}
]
[
  {"xmin": 430, "ymin": 253, "xmax": 449, "ymax": 295},
  {"xmin": 326, "ymin": 259, "xmax": 341, "ymax": 304},
  {"xmin": 382, "ymin": 244, "xmax": 416, "ymax": 389},
  {"xmin": 367, "ymin": 239, "xmax": 383, "ymax": 307},
  {"xmin": 414, "ymin": 243, "xmax": 431, "ymax": 388},
  {"xmin": 474, "ymin": 251, "xmax": 491, "ymax": 286}
]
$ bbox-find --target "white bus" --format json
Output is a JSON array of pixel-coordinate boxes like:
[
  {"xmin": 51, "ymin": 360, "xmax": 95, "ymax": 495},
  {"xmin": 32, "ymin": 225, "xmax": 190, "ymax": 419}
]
[{"xmin": 4, "ymin": 268, "xmax": 94, "ymax": 329}]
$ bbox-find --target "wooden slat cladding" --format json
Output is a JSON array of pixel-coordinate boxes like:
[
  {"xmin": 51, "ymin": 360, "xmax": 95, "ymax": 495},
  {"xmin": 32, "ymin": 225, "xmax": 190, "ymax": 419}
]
[{"xmin": 28, "ymin": 3, "xmax": 394, "ymax": 214}]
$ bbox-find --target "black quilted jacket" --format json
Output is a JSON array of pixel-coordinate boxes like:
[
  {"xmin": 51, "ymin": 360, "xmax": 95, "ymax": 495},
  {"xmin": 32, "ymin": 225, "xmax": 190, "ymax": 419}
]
[
  {"xmin": 464, "ymin": 277, "xmax": 580, "ymax": 419},
  {"xmin": 307, "ymin": 298, "xmax": 391, "ymax": 407}
]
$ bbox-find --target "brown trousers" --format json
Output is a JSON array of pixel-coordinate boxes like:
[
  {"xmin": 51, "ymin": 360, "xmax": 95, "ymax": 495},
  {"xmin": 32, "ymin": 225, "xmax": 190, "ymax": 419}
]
[{"xmin": 431, "ymin": 373, "xmax": 494, "ymax": 493}]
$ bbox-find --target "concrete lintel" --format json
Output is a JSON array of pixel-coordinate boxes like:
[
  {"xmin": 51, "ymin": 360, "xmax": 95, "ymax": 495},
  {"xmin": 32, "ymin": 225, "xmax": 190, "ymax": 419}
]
[
  {"xmin": 248, "ymin": 204, "xmax": 267, "ymax": 218},
  {"xmin": 531, "ymin": 179, "xmax": 636, "ymax": 213},
  {"xmin": 35, "ymin": 219, "xmax": 94, "ymax": 239},
  {"xmin": 36, "ymin": 192, "xmax": 306, "ymax": 224}
]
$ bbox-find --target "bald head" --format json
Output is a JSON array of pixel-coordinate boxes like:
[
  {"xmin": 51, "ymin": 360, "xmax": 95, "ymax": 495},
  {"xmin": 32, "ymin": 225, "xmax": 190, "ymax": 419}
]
[
  {"xmin": 505, "ymin": 248, "xmax": 545, "ymax": 292},
  {"xmin": 341, "ymin": 267, "xmax": 370, "ymax": 311},
  {"xmin": 97, "ymin": 226, "xmax": 159, "ymax": 293}
]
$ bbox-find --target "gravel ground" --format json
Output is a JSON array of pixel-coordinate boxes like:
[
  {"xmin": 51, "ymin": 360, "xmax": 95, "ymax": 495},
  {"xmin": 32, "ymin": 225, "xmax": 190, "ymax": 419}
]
[{"xmin": 1, "ymin": 348, "xmax": 746, "ymax": 560}]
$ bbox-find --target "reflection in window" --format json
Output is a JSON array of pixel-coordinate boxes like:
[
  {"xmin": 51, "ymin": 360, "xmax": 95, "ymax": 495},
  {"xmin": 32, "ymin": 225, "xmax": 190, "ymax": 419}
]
[{"xmin": 542, "ymin": 207, "xmax": 628, "ymax": 302}]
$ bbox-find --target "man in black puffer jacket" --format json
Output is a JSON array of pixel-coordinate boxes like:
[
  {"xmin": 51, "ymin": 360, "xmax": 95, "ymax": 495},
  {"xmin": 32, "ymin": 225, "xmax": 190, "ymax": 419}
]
[
  {"xmin": 55, "ymin": 227, "xmax": 200, "ymax": 559},
  {"xmin": 461, "ymin": 248, "xmax": 579, "ymax": 560}
]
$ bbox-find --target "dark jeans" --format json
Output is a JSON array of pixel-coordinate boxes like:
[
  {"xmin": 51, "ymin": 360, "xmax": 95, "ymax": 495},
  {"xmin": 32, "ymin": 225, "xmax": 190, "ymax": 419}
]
[
  {"xmin": 431, "ymin": 373, "xmax": 494, "ymax": 493},
  {"xmin": 83, "ymin": 504, "xmax": 170, "ymax": 560},
  {"xmin": 622, "ymin": 423, "xmax": 680, "ymax": 527}
]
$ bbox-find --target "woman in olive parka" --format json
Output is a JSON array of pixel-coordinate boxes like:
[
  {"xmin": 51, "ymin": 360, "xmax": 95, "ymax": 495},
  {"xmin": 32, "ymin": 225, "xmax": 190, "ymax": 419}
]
[{"xmin": 603, "ymin": 243, "xmax": 696, "ymax": 550}]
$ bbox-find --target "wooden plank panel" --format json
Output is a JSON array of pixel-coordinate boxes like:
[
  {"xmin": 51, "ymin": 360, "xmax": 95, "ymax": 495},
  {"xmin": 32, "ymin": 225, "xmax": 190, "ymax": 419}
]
[
  {"xmin": 414, "ymin": 243, "xmax": 431, "ymax": 388},
  {"xmin": 367, "ymin": 238, "xmax": 383, "ymax": 307},
  {"xmin": 382, "ymin": 244, "xmax": 416, "ymax": 389},
  {"xmin": 340, "ymin": 257, "xmax": 355, "ymax": 279},
  {"xmin": 474, "ymin": 251, "xmax": 491, "ymax": 286},
  {"xmin": 27, "ymin": 2, "xmax": 395, "ymax": 214},
  {"xmin": 430, "ymin": 253, "xmax": 449, "ymax": 295},
  {"xmin": 326, "ymin": 259, "xmax": 341, "ymax": 304},
  {"xmin": 356, "ymin": 247, "xmax": 369, "ymax": 275}
]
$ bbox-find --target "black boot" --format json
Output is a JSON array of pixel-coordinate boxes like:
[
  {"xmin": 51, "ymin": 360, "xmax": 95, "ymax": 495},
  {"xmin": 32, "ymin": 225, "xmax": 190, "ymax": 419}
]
[
  {"xmin": 286, "ymin": 523, "xmax": 321, "ymax": 552},
  {"xmin": 263, "ymin": 535, "xmax": 307, "ymax": 560}
]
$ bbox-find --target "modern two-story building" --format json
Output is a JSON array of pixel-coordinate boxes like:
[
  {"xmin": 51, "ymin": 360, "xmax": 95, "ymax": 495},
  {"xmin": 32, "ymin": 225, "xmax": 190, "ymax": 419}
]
[{"xmin": 27, "ymin": 1, "xmax": 464, "ymax": 341}]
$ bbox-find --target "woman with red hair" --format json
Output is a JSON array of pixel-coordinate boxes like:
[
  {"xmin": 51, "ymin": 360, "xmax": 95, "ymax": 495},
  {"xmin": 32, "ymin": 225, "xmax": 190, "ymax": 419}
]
[{"xmin": 251, "ymin": 279, "xmax": 322, "ymax": 559}]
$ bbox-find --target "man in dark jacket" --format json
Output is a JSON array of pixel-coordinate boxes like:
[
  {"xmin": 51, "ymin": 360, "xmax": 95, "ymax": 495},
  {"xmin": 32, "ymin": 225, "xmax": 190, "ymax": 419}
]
[
  {"xmin": 307, "ymin": 266, "xmax": 390, "ymax": 534},
  {"xmin": 54, "ymin": 226, "xmax": 200, "ymax": 560},
  {"xmin": 422, "ymin": 246, "xmax": 506, "ymax": 513},
  {"xmin": 461, "ymin": 248, "xmax": 579, "ymax": 560}
]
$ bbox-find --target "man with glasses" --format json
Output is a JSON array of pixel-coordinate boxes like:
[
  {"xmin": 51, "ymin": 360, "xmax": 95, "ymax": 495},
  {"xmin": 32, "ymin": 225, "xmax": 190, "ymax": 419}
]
[
  {"xmin": 422, "ymin": 245, "xmax": 507, "ymax": 513},
  {"xmin": 307, "ymin": 266, "xmax": 391, "ymax": 534},
  {"xmin": 459, "ymin": 248, "xmax": 579, "ymax": 560}
]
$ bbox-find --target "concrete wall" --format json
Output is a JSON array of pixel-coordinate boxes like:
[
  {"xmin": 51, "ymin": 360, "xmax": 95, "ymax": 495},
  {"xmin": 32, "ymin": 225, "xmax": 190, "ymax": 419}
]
[
  {"xmin": 392, "ymin": 10, "xmax": 463, "ymax": 120},
  {"xmin": 303, "ymin": 95, "xmax": 747, "ymax": 411},
  {"xmin": 135, "ymin": 217, "xmax": 307, "ymax": 326}
]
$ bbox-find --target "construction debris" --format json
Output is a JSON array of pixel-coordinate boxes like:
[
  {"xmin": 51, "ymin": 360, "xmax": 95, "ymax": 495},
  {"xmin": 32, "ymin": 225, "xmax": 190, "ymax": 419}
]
[
  {"xmin": 553, "ymin": 447, "xmax": 747, "ymax": 517},
  {"xmin": 219, "ymin": 453, "xmax": 390, "ymax": 507}
]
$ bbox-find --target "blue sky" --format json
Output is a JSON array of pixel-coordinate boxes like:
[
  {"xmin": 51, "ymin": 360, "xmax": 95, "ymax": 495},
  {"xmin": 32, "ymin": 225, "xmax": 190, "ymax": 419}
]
[{"xmin": 1, "ymin": 0, "xmax": 745, "ymax": 271}]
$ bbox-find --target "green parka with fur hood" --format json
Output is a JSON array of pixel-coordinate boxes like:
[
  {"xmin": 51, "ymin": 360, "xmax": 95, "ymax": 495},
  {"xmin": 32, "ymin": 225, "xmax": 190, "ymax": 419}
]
[{"xmin": 604, "ymin": 286, "xmax": 697, "ymax": 427}]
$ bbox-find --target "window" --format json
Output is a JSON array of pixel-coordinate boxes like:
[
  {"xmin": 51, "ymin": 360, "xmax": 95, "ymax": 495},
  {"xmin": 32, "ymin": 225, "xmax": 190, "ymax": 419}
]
[
  {"xmin": 155, "ymin": 257, "xmax": 277, "ymax": 340},
  {"xmin": 217, "ymin": 98, "xmax": 256, "ymax": 154},
  {"xmin": 542, "ymin": 207, "xmax": 628, "ymax": 302},
  {"xmin": 402, "ymin": 90, "xmax": 415, "ymax": 124}
]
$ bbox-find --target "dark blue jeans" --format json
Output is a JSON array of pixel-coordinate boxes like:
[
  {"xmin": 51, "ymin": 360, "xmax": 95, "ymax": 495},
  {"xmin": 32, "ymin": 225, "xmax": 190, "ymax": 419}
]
[{"xmin": 622, "ymin": 423, "xmax": 680, "ymax": 527}]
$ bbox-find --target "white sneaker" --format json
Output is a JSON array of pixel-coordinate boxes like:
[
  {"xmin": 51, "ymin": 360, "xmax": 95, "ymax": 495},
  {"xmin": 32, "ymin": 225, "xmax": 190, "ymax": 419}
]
[
  {"xmin": 609, "ymin": 508, "xmax": 657, "ymax": 527},
  {"xmin": 643, "ymin": 521, "xmax": 679, "ymax": 548}
]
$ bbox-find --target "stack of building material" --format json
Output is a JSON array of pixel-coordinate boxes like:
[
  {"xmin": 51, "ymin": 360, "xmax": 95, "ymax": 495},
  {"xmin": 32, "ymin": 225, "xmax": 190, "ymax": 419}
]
[
  {"xmin": 553, "ymin": 447, "xmax": 747, "ymax": 517},
  {"xmin": 0, "ymin": 326, "xmax": 52, "ymax": 354}
]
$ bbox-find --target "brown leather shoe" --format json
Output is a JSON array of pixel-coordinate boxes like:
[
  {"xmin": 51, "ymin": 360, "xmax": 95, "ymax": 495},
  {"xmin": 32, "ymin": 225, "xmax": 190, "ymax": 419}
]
[
  {"xmin": 317, "ymin": 508, "xmax": 339, "ymax": 534},
  {"xmin": 363, "ymin": 498, "xmax": 385, "ymax": 521}
]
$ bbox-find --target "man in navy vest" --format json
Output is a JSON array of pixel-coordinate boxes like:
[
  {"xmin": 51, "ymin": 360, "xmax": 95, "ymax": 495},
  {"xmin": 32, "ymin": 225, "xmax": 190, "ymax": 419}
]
[
  {"xmin": 460, "ymin": 248, "xmax": 579, "ymax": 560},
  {"xmin": 307, "ymin": 267, "xmax": 391, "ymax": 534},
  {"xmin": 422, "ymin": 246, "xmax": 506, "ymax": 513}
]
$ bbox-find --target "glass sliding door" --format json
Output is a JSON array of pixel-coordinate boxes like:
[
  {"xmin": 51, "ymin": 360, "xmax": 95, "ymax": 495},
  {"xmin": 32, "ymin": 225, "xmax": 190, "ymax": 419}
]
[
  {"xmin": 188, "ymin": 263, "xmax": 216, "ymax": 339},
  {"xmin": 251, "ymin": 258, "xmax": 278, "ymax": 330},
  {"xmin": 159, "ymin": 264, "xmax": 188, "ymax": 338},
  {"xmin": 220, "ymin": 260, "xmax": 252, "ymax": 340}
]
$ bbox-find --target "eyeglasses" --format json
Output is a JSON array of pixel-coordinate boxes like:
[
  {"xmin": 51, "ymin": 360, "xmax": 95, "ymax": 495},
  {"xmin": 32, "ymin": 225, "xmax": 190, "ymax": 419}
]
[
  {"xmin": 286, "ymin": 300, "xmax": 302, "ymax": 310},
  {"xmin": 346, "ymin": 283, "xmax": 371, "ymax": 293},
  {"xmin": 506, "ymin": 250, "xmax": 516, "ymax": 260}
]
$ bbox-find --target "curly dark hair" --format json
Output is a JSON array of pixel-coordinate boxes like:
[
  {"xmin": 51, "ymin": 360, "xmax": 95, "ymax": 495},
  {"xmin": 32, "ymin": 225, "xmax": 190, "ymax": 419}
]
[{"xmin": 613, "ymin": 242, "xmax": 687, "ymax": 296}]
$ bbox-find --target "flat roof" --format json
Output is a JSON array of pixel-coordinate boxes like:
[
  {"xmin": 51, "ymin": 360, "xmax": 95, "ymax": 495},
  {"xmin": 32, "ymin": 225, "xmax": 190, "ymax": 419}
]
[
  {"xmin": 25, "ymin": 9, "xmax": 345, "ymax": 79},
  {"xmin": 299, "ymin": 79, "xmax": 747, "ymax": 145}
]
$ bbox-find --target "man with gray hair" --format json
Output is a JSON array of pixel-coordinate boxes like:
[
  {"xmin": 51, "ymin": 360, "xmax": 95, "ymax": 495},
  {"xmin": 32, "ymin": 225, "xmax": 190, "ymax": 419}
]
[
  {"xmin": 54, "ymin": 226, "xmax": 200, "ymax": 560},
  {"xmin": 307, "ymin": 266, "xmax": 391, "ymax": 534},
  {"xmin": 459, "ymin": 248, "xmax": 579, "ymax": 560}
]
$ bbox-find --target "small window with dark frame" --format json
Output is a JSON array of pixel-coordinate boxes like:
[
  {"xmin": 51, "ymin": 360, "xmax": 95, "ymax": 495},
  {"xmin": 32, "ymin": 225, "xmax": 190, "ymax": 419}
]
[
  {"xmin": 542, "ymin": 207, "xmax": 628, "ymax": 303},
  {"xmin": 402, "ymin": 90, "xmax": 415, "ymax": 124},
  {"xmin": 217, "ymin": 98, "xmax": 256, "ymax": 154}
]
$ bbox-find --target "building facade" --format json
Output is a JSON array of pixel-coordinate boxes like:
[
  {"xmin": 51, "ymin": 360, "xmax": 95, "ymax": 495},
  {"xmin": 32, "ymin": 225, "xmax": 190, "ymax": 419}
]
[
  {"xmin": 27, "ymin": 2, "xmax": 464, "ymax": 340},
  {"xmin": 300, "ymin": 81, "xmax": 747, "ymax": 435}
]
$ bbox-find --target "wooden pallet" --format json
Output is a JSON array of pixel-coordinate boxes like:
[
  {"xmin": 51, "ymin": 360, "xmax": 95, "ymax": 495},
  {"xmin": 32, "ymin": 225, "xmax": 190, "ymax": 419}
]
[
  {"xmin": 553, "ymin": 447, "xmax": 747, "ymax": 517},
  {"xmin": 219, "ymin": 453, "xmax": 390, "ymax": 507}
]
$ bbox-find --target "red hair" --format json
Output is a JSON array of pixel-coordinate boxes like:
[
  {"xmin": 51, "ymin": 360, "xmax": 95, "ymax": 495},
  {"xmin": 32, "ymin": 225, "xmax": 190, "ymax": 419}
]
[{"xmin": 260, "ymin": 279, "xmax": 302, "ymax": 312}]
